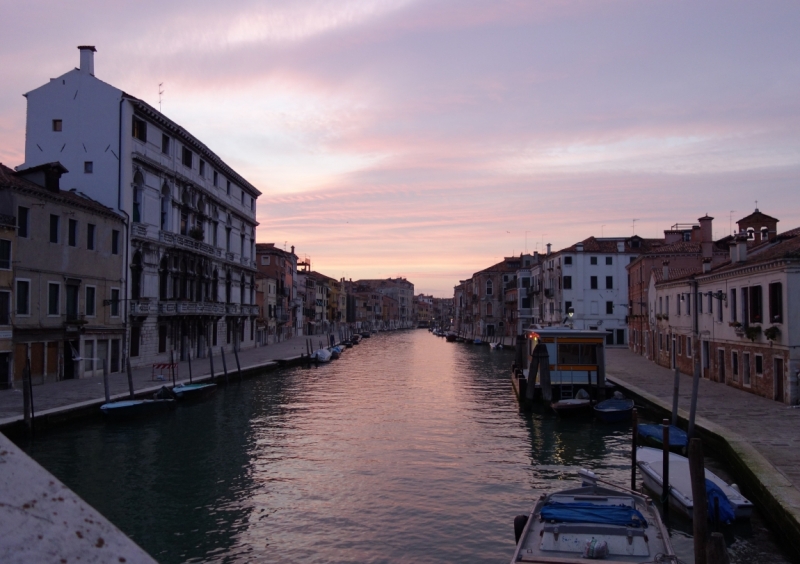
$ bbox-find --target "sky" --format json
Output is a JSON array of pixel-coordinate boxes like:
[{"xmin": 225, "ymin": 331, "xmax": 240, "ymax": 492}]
[{"xmin": 1, "ymin": 0, "xmax": 799, "ymax": 297}]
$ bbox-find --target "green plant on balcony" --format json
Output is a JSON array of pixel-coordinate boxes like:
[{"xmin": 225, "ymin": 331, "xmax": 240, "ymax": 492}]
[
  {"xmin": 744, "ymin": 325, "xmax": 761, "ymax": 342},
  {"xmin": 188, "ymin": 226, "xmax": 204, "ymax": 241},
  {"xmin": 764, "ymin": 325, "xmax": 781, "ymax": 342}
]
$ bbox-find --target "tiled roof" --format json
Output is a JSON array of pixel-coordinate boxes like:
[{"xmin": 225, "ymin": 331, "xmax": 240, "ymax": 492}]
[
  {"xmin": 637, "ymin": 239, "xmax": 728, "ymax": 256},
  {"xmin": 704, "ymin": 227, "xmax": 800, "ymax": 276},
  {"xmin": 737, "ymin": 209, "xmax": 779, "ymax": 224},
  {"xmin": 652, "ymin": 267, "xmax": 702, "ymax": 284},
  {"xmin": 558, "ymin": 236, "xmax": 664, "ymax": 254},
  {"xmin": 0, "ymin": 163, "xmax": 121, "ymax": 220},
  {"xmin": 474, "ymin": 259, "xmax": 518, "ymax": 275}
]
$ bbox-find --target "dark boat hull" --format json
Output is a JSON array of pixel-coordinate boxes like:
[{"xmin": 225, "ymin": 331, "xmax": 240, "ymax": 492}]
[
  {"xmin": 172, "ymin": 383, "xmax": 217, "ymax": 401},
  {"xmin": 594, "ymin": 398, "xmax": 634, "ymax": 423},
  {"xmin": 551, "ymin": 399, "xmax": 592, "ymax": 417},
  {"xmin": 100, "ymin": 399, "xmax": 176, "ymax": 419}
]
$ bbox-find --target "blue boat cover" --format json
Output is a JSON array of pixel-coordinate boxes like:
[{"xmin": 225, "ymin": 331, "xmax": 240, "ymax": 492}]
[
  {"xmin": 541, "ymin": 502, "xmax": 649, "ymax": 528},
  {"xmin": 595, "ymin": 398, "xmax": 634, "ymax": 411},
  {"xmin": 637, "ymin": 424, "xmax": 688, "ymax": 447},
  {"xmin": 706, "ymin": 479, "xmax": 736, "ymax": 524}
]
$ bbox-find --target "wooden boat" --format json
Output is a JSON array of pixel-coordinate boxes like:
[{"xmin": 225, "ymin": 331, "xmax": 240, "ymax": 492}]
[
  {"xmin": 329, "ymin": 346, "xmax": 342, "ymax": 359},
  {"xmin": 636, "ymin": 446, "xmax": 753, "ymax": 521},
  {"xmin": 171, "ymin": 382, "xmax": 217, "ymax": 401},
  {"xmin": 637, "ymin": 424, "xmax": 688, "ymax": 452},
  {"xmin": 312, "ymin": 348, "xmax": 332, "ymax": 362},
  {"xmin": 445, "ymin": 332, "xmax": 457, "ymax": 342},
  {"xmin": 343, "ymin": 340, "xmax": 353, "ymax": 348},
  {"xmin": 594, "ymin": 396, "xmax": 634, "ymax": 423},
  {"xmin": 100, "ymin": 399, "xmax": 175, "ymax": 419},
  {"xmin": 550, "ymin": 398, "xmax": 592, "ymax": 417},
  {"xmin": 360, "ymin": 332, "xmax": 371, "ymax": 338},
  {"xmin": 511, "ymin": 469, "xmax": 675, "ymax": 563},
  {"xmin": 490, "ymin": 342, "xmax": 503, "ymax": 350}
]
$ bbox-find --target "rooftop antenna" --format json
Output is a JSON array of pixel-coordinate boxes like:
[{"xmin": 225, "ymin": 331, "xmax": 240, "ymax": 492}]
[
  {"xmin": 755, "ymin": 200, "xmax": 759, "ymax": 212},
  {"xmin": 158, "ymin": 82, "xmax": 164, "ymax": 112},
  {"xmin": 632, "ymin": 218, "xmax": 639, "ymax": 236}
]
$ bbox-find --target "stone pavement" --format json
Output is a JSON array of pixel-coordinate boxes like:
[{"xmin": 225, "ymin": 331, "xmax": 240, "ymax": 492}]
[
  {"xmin": 606, "ymin": 348, "xmax": 800, "ymax": 556},
  {"xmin": 0, "ymin": 335, "xmax": 327, "ymax": 424}
]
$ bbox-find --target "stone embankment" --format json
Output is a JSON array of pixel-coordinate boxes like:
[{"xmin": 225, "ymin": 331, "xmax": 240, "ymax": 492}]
[{"xmin": 605, "ymin": 348, "xmax": 800, "ymax": 559}]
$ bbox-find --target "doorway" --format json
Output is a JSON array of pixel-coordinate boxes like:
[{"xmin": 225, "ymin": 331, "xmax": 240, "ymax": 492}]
[{"xmin": 717, "ymin": 349, "xmax": 726, "ymax": 383}]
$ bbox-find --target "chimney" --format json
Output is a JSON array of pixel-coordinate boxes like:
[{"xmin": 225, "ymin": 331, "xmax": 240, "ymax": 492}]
[
  {"xmin": 702, "ymin": 258, "xmax": 712, "ymax": 273},
  {"xmin": 729, "ymin": 240, "xmax": 738, "ymax": 263},
  {"xmin": 698, "ymin": 215, "xmax": 713, "ymax": 259},
  {"xmin": 736, "ymin": 235, "xmax": 748, "ymax": 263},
  {"xmin": 546, "ymin": 243, "xmax": 551, "ymax": 256},
  {"xmin": 662, "ymin": 260, "xmax": 669, "ymax": 281},
  {"xmin": 78, "ymin": 45, "xmax": 96, "ymax": 75}
]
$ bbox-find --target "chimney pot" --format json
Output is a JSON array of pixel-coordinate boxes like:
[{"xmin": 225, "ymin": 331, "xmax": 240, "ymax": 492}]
[
  {"xmin": 78, "ymin": 45, "xmax": 96, "ymax": 75},
  {"xmin": 546, "ymin": 243, "xmax": 551, "ymax": 256}
]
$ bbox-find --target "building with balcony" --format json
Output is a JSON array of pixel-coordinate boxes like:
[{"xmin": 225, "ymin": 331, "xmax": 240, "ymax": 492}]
[
  {"xmin": 256, "ymin": 243, "xmax": 298, "ymax": 340},
  {"xmin": 0, "ymin": 162, "xmax": 125, "ymax": 385},
  {"xmin": 20, "ymin": 47, "xmax": 260, "ymax": 365}
]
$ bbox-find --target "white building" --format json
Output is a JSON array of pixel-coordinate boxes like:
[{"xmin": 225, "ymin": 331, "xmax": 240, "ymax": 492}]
[
  {"xmin": 20, "ymin": 46, "xmax": 260, "ymax": 365},
  {"xmin": 539, "ymin": 237, "xmax": 655, "ymax": 345}
]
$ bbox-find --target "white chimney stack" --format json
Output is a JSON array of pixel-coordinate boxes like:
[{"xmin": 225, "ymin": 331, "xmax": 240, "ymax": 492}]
[{"xmin": 78, "ymin": 45, "xmax": 96, "ymax": 75}]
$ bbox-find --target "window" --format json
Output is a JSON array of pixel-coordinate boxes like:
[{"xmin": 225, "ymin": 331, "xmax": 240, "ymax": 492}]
[
  {"xmin": 261, "ymin": 255, "xmax": 270, "ymax": 266},
  {"xmin": 563, "ymin": 276, "xmax": 572, "ymax": 290},
  {"xmin": 111, "ymin": 339, "xmax": 120, "ymax": 373},
  {"xmin": 48, "ymin": 283, "xmax": 60, "ymax": 316},
  {"xmin": 755, "ymin": 354, "xmax": 763, "ymax": 376},
  {"xmin": 241, "ymin": 191, "xmax": 245, "ymax": 205},
  {"xmin": 161, "ymin": 134, "xmax": 170, "ymax": 154},
  {"xmin": 769, "ymin": 282, "xmax": 783, "ymax": 323},
  {"xmin": 52, "ymin": 119, "xmax": 62, "ymax": 132},
  {"xmin": 590, "ymin": 276, "xmax": 598, "ymax": 289},
  {"xmin": 66, "ymin": 284, "xmax": 78, "ymax": 320},
  {"xmin": 666, "ymin": 296, "xmax": 670, "ymax": 314},
  {"xmin": 110, "ymin": 288, "xmax": 120, "ymax": 317},
  {"xmin": 16, "ymin": 280, "xmax": 30, "ymax": 315},
  {"xmin": 686, "ymin": 292, "xmax": 691, "ymax": 315},
  {"xmin": 677, "ymin": 295, "xmax": 681, "ymax": 316},
  {"xmin": 199, "ymin": 160, "xmax": 206, "ymax": 177},
  {"xmin": 68, "ymin": 219, "xmax": 77, "ymax": 246},
  {"xmin": 743, "ymin": 352, "xmax": 751, "ymax": 386},
  {"xmin": 717, "ymin": 296, "xmax": 723, "ymax": 322},
  {"xmin": 158, "ymin": 325, "xmax": 168, "ymax": 353},
  {"xmin": 486, "ymin": 279, "xmax": 493, "ymax": 295},
  {"xmin": 180, "ymin": 212, "xmax": 188, "ymax": 235},
  {"xmin": 50, "ymin": 215, "xmax": 60, "ymax": 243},
  {"xmin": 85, "ymin": 286, "xmax": 96, "ymax": 316},
  {"xmin": 87, "ymin": 224, "xmax": 95, "ymax": 250},
  {"xmin": 732, "ymin": 351, "xmax": 739, "ymax": 380},
  {"xmin": 605, "ymin": 276, "xmax": 613, "ymax": 289},
  {"xmin": 251, "ymin": 197, "xmax": 255, "ymax": 211},
  {"xmin": 84, "ymin": 161, "xmax": 93, "ymax": 174},
  {"xmin": 213, "ymin": 171, "xmax": 219, "ymax": 187},
  {"xmin": 730, "ymin": 289, "xmax": 737, "ymax": 323},
  {"xmin": 708, "ymin": 292, "xmax": 713, "ymax": 314},
  {"xmin": 130, "ymin": 326, "xmax": 140, "ymax": 357},
  {"xmin": 590, "ymin": 256, "xmax": 598, "ymax": 265},
  {"xmin": 606, "ymin": 301, "xmax": 614, "ymax": 314},
  {"xmin": 133, "ymin": 186, "xmax": 142, "ymax": 222},
  {"xmin": 565, "ymin": 300, "xmax": 572, "ymax": 313},
  {"xmin": 132, "ymin": 116, "xmax": 147, "ymax": 142},
  {"xmin": 226, "ymin": 180, "xmax": 231, "ymax": 195},
  {"xmin": 686, "ymin": 336, "xmax": 692, "ymax": 358},
  {"xmin": 0, "ymin": 240, "xmax": 10, "ymax": 270},
  {"xmin": 698, "ymin": 294, "xmax": 703, "ymax": 314},
  {"xmin": 112, "ymin": 230, "xmax": 120, "ymax": 255},
  {"xmin": 225, "ymin": 228, "xmax": 231, "ymax": 252},
  {"xmin": 564, "ymin": 256, "xmax": 572, "ymax": 265},
  {"xmin": 749, "ymin": 285, "xmax": 763, "ymax": 323},
  {"xmin": 677, "ymin": 335, "xmax": 682, "ymax": 355},
  {"xmin": 0, "ymin": 291, "xmax": 9, "ymax": 324},
  {"xmin": 605, "ymin": 257, "xmax": 612, "ymax": 265},
  {"xmin": 17, "ymin": 206, "xmax": 29, "ymax": 238},
  {"xmin": 182, "ymin": 147, "xmax": 193, "ymax": 168}
]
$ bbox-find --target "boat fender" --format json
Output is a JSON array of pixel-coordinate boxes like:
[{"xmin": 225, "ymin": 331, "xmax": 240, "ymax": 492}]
[
  {"xmin": 513, "ymin": 514, "xmax": 528, "ymax": 544},
  {"xmin": 582, "ymin": 538, "xmax": 609, "ymax": 559}
]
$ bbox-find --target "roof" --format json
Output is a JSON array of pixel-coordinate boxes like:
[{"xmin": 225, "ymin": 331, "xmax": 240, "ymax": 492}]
[
  {"xmin": 558, "ymin": 236, "xmax": 664, "ymax": 255},
  {"xmin": 0, "ymin": 163, "xmax": 122, "ymax": 221},
  {"xmin": 737, "ymin": 208, "xmax": 779, "ymax": 225},
  {"xmin": 702, "ymin": 227, "xmax": 800, "ymax": 276},
  {"xmin": 652, "ymin": 267, "xmax": 701, "ymax": 284}
]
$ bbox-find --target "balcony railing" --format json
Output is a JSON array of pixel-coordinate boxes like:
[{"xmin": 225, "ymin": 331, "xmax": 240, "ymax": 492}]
[
  {"xmin": 130, "ymin": 300, "xmax": 154, "ymax": 315},
  {"xmin": 159, "ymin": 231, "xmax": 223, "ymax": 259}
]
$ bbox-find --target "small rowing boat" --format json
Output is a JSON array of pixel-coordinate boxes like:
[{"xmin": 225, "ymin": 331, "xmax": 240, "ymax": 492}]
[{"xmin": 594, "ymin": 394, "xmax": 634, "ymax": 423}]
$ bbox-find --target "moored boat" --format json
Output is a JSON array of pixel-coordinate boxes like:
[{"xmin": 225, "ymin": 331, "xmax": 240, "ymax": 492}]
[
  {"xmin": 511, "ymin": 469, "xmax": 675, "ymax": 563},
  {"xmin": 445, "ymin": 332, "xmax": 457, "ymax": 342},
  {"xmin": 636, "ymin": 446, "xmax": 753, "ymax": 521},
  {"xmin": 550, "ymin": 398, "xmax": 592, "ymax": 417},
  {"xmin": 594, "ymin": 394, "xmax": 634, "ymax": 423},
  {"xmin": 637, "ymin": 424, "xmax": 688, "ymax": 452},
  {"xmin": 361, "ymin": 332, "xmax": 371, "ymax": 338},
  {"xmin": 172, "ymin": 382, "xmax": 217, "ymax": 401},
  {"xmin": 312, "ymin": 348, "xmax": 332, "ymax": 362},
  {"xmin": 100, "ymin": 399, "xmax": 175, "ymax": 419}
]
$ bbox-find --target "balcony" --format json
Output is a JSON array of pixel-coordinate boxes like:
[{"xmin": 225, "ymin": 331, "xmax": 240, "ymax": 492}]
[
  {"xmin": 159, "ymin": 231, "xmax": 222, "ymax": 259},
  {"xmin": 157, "ymin": 301, "xmax": 226, "ymax": 316},
  {"xmin": 130, "ymin": 300, "xmax": 154, "ymax": 316}
]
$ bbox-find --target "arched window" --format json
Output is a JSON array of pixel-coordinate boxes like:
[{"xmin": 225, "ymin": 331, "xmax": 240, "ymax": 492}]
[
  {"xmin": 760, "ymin": 226, "xmax": 769, "ymax": 241},
  {"xmin": 225, "ymin": 271, "xmax": 232, "ymax": 303},
  {"xmin": 746, "ymin": 227, "xmax": 755, "ymax": 240},
  {"xmin": 131, "ymin": 252, "xmax": 143, "ymax": 300},
  {"xmin": 486, "ymin": 279, "xmax": 493, "ymax": 296},
  {"xmin": 159, "ymin": 256, "xmax": 169, "ymax": 300},
  {"xmin": 133, "ymin": 171, "xmax": 144, "ymax": 223}
]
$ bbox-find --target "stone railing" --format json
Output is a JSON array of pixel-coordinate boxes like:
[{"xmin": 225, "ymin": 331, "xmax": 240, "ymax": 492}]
[
  {"xmin": 226, "ymin": 304, "xmax": 240, "ymax": 315},
  {"xmin": 130, "ymin": 300, "xmax": 154, "ymax": 315},
  {"xmin": 131, "ymin": 223, "xmax": 149, "ymax": 239},
  {"xmin": 157, "ymin": 301, "xmax": 228, "ymax": 316},
  {"xmin": 159, "ymin": 231, "xmax": 222, "ymax": 258}
]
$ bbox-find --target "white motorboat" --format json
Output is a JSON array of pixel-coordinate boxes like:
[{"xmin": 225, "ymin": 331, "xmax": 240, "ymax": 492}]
[
  {"xmin": 311, "ymin": 348, "xmax": 332, "ymax": 363},
  {"xmin": 511, "ymin": 469, "xmax": 676, "ymax": 563},
  {"xmin": 637, "ymin": 446, "xmax": 753, "ymax": 521}
]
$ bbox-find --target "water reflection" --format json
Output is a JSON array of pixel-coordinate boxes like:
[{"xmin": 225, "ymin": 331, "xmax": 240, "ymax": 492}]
[{"xmin": 21, "ymin": 331, "xmax": 793, "ymax": 564}]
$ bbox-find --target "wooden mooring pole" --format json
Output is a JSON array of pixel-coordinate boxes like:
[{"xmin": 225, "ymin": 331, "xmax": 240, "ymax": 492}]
[
  {"xmin": 22, "ymin": 359, "xmax": 32, "ymax": 435},
  {"xmin": 661, "ymin": 419, "xmax": 670, "ymax": 521},
  {"xmin": 220, "ymin": 347, "xmax": 229, "ymax": 385},
  {"xmin": 102, "ymin": 359, "xmax": 110, "ymax": 404},
  {"xmin": 631, "ymin": 408, "xmax": 638, "ymax": 490},
  {"xmin": 170, "ymin": 350, "xmax": 176, "ymax": 386},
  {"xmin": 188, "ymin": 353, "xmax": 193, "ymax": 384},
  {"xmin": 208, "ymin": 347, "xmax": 216, "ymax": 382},
  {"xmin": 689, "ymin": 437, "xmax": 709, "ymax": 564},
  {"xmin": 707, "ymin": 532, "xmax": 730, "ymax": 564},
  {"xmin": 233, "ymin": 347, "xmax": 242, "ymax": 382},
  {"xmin": 671, "ymin": 365, "xmax": 680, "ymax": 427}
]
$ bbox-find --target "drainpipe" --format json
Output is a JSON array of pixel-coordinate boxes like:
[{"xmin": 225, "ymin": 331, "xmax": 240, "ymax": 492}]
[
  {"xmin": 118, "ymin": 98, "xmax": 131, "ymax": 367},
  {"xmin": 688, "ymin": 279, "xmax": 700, "ymax": 438}
]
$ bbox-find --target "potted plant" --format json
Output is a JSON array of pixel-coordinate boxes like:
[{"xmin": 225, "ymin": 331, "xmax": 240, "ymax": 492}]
[
  {"xmin": 764, "ymin": 326, "xmax": 781, "ymax": 342},
  {"xmin": 744, "ymin": 325, "xmax": 762, "ymax": 342}
]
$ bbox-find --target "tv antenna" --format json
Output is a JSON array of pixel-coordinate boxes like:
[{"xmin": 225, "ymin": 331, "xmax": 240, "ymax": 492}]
[
  {"xmin": 632, "ymin": 218, "xmax": 639, "ymax": 236},
  {"xmin": 158, "ymin": 83, "xmax": 164, "ymax": 112}
]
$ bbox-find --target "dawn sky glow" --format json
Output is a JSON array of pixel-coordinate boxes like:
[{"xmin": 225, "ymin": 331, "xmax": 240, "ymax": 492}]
[{"xmin": 2, "ymin": 0, "xmax": 799, "ymax": 295}]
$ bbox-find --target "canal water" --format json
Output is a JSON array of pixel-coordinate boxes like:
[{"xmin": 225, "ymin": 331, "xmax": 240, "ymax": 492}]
[{"xmin": 22, "ymin": 330, "xmax": 792, "ymax": 563}]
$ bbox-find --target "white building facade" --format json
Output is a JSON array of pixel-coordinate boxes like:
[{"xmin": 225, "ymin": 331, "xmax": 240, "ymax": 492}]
[{"xmin": 21, "ymin": 47, "xmax": 260, "ymax": 365}]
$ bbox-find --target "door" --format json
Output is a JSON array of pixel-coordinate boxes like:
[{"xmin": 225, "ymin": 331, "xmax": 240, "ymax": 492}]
[
  {"xmin": 775, "ymin": 358, "xmax": 785, "ymax": 402},
  {"xmin": 717, "ymin": 349, "xmax": 726, "ymax": 383},
  {"xmin": 14, "ymin": 343, "xmax": 27, "ymax": 383},
  {"xmin": 63, "ymin": 340, "xmax": 78, "ymax": 380}
]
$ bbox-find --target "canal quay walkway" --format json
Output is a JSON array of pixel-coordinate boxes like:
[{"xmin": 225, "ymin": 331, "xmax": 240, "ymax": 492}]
[
  {"xmin": 0, "ymin": 336, "xmax": 322, "ymax": 429},
  {"xmin": 606, "ymin": 348, "xmax": 800, "ymax": 557}
]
